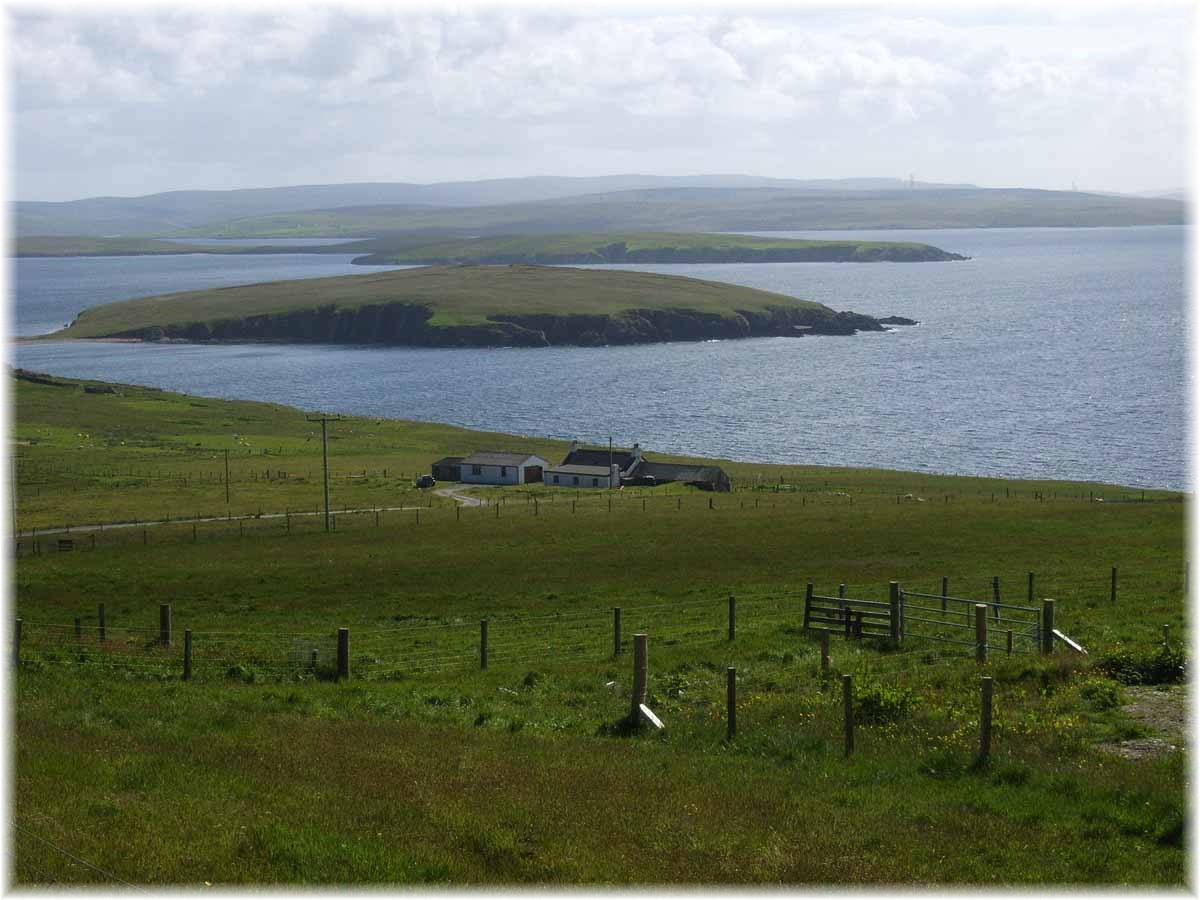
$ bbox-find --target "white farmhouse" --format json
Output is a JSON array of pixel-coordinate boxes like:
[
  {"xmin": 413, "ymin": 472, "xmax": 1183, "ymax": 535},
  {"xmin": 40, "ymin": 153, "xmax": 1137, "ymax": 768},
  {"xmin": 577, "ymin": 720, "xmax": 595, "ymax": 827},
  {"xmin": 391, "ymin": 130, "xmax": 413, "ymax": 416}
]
[{"xmin": 458, "ymin": 451, "xmax": 549, "ymax": 486}]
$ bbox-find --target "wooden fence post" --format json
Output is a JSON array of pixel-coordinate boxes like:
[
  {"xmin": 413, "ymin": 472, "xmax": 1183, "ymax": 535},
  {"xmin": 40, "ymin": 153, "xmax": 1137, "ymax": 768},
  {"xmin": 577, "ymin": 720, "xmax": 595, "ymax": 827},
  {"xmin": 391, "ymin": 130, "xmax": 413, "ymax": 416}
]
[
  {"xmin": 336, "ymin": 628, "xmax": 349, "ymax": 680},
  {"xmin": 838, "ymin": 583, "xmax": 846, "ymax": 599},
  {"xmin": 159, "ymin": 604, "xmax": 171, "ymax": 647},
  {"xmin": 1006, "ymin": 630, "xmax": 1013, "ymax": 655},
  {"xmin": 1111, "ymin": 566, "xmax": 1118, "ymax": 603},
  {"xmin": 480, "ymin": 619, "xmax": 488, "ymax": 670},
  {"xmin": 992, "ymin": 576, "xmax": 1000, "ymax": 621},
  {"xmin": 1163, "ymin": 624, "xmax": 1171, "ymax": 645},
  {"xmin": 631, "ymin": 634, "xmax": 648, "ymax": 719},
  {"xmin": 613, "ymin": 607, "xmax": 622, "ymax": 656},
  {"xmin": 726, "ymin": 667, "xmax": 737, "ymax": 741},
  {"xmin": 1027, "ymin": 571, "xmax": 1035, "ymax": 604},
  {"xmin": 98, "ymin": 603, "xmax": 106, "ymax": 643},
  {"xmin": 979, "ymin": 676, "xmax": 993, "ymax": 762},
  {"xmin": 1041, "ymin": 599, "xmax": 1055, "ymax": 654},
  {"xmin": 728, "ymin": 594, "xmax": 736, "ymax": 642},
  {"xmin": 975, "ymin": 604, "xmax": 988, "ymax": 665},
  {"xmin": 842, "ymin": 674, "xmax": 854, "ymax": 756},
  {"xmin": 74, "ymin": 618, "xmax": 81, "ymax": 641},
  {"xmin": 183, "ymin": 629, "xmax": 192, "ymax": 681},
  {"xmin": 13, "ymin": 618, "xmax": 21, "ymax": 669},
  {"xmin": 820, "ymin": 629, "xmax": 830, "ymax": 673},
  {"xmin": 941, "ymin": 575, "xmax": 949, "ymax": 612},
  {"xmin": 889, "ymin": 582, "xmax": 901, "ymax": 642},
  {"xmin": 803, "ymin": 582, "xmax": 813, "ymax": 631}
]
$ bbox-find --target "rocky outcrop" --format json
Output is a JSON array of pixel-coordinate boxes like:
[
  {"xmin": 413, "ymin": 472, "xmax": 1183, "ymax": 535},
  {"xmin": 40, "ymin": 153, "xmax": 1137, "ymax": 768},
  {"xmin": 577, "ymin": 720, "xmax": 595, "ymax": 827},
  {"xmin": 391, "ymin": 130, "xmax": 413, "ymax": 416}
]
[{"xmin": 104, "ymin": 300, "xmax": 915, "ymax": 348}]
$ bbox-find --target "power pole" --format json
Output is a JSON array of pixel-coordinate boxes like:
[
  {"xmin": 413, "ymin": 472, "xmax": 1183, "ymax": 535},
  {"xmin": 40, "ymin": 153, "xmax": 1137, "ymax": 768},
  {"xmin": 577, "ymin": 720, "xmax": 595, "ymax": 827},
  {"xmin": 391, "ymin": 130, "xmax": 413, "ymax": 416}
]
[
  {"xmin": 306, "ymin": 414, "xmax": 341, "ymax": 532},
  {"xmin": 608, "ymin": 436, "xmax": 613, "ymax": 488},
  {"xmin": 224, "ymin": 448, "xmax": 230, "ymax": 506}
]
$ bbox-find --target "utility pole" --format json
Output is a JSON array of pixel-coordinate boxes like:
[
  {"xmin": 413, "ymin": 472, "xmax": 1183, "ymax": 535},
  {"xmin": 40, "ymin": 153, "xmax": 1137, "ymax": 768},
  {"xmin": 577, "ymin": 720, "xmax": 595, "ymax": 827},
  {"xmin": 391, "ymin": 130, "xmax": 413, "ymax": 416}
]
[
  {"xmin": 306, "ymin": 414, "xmax": 341, "ymax": 532},
  {"xmin": 608, "ymin": 436, "xmax": 613, "ymax": 489},
  {"xmin": 224, "ymin": 448, "xmax": 230, "ymax": 506}
]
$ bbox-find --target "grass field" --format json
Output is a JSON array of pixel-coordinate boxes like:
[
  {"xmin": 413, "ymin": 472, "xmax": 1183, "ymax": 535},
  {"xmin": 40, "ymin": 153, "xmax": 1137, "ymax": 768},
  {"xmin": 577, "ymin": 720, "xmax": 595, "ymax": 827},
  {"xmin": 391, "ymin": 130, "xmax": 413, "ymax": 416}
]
[
  {"xmin": 11, "ymin": 373, "xmax": 1188, "ymax": 886},
  {"xmin": 46, "ymin": 264, "xmax": 830, "ymax": 339}
]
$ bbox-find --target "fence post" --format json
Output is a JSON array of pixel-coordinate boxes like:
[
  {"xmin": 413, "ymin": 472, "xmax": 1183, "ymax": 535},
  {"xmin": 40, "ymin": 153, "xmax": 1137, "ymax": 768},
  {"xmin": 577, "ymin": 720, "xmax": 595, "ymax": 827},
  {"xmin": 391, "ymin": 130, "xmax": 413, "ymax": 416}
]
[
  {"xmin": 1041, "ymin": 599, "xmax": 1055, "ymax": 654},
  {"xmin": 310, "ymin": 649, "xmax": 318, "ymax": 672},
  {"xmin": 480, "ymin": 619, "xmax": 488, "ymax": 670},
  {"xmin": 803, "ymin": 582, "xmax": 813, "ymax": 630},
  {"xmin": 1006, "ymin": 630, "xmax": 1013, "ymax": 655},
  {"xmin": 820, "ymin": 629, "xmax": 830, "ymax": 673},
  {"xmin": 726, "ymin": 667, "xmax": 737, "ymax": 741},
  {"xmin": 979, "ymin": 676, "xmax": 993, "ymax": 762},
  {"xmin": 942, "ymin": 575, "xmax": 949, "ymax": 612},
  {"xmin": 728, "ymin": 594, "xmax": 736, "ymax": 641},
  {"xmin": 336, "ymin": 628, "xmax": 349, "ymax": 680},
  {"xmin": 992, "ymin": 576, "xmax": 1000, "ymax": 621},
  {"xmin": 74, "ymin": 618, "xmax": 81, "ymax": 641},
  {"xmin": 613, "ymin": 607, "xmax": 622, "ymax": 656},
  {"xmin": 838, "ymin": 583, "xmax": 846, "ymax": 599},
  {"xmin": 889, "ymin": 582, "xmax": 901, "ymax": 642},
  {"xmin": 631, "ymin": 634, "xmax": 648, "ymax": 719},
  {"xmin": 1111, "ymin": 566, "xmax": 1118, "ymax": 603},
  {"xmin": 159, "ymin": 604, "xmax": 171, "ymax": 647},
  {"xmin": 13, "ymin": 618, "xmax": 20, "ymax": 669},
  {"xmin": 842, "ymin": 674, "xmax": 854, "ymax": 756},
  {"xmin": 975, "ymin": 604, "xmax": 988, "ymax": 665},
  {"xmin": 183, "ymin": 629, "xmax": 192, "ymax": 681},
  {"xmin": 1027, "ymin": 571, "xmax": 1035, "ymax": 604},
  {"xmin": 98, "ymin": 603, "xmax": 106, "ymax": 643}
]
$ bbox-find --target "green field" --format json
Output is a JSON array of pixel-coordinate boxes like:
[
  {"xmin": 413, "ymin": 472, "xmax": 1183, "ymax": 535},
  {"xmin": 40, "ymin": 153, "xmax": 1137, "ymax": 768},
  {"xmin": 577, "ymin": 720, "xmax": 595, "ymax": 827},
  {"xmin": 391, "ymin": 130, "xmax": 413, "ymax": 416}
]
[
  {"xmin": 12, "ymin": 374, "xmax": 1188, "ymax": 886},
  {"xmin": 46, "ymin": 264, "xmax": 828, "ymax": 338},
  {"xmin": 349, "ymin": 231, "xmax": 964, "ymax": 265}
]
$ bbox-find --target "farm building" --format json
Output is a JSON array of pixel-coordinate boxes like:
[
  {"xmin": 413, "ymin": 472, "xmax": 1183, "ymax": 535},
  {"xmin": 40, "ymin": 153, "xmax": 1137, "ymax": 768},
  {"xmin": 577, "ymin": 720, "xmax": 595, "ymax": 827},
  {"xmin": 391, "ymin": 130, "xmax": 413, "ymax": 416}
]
[
  {"xmin": 430, "ymin": 456, "xmax": 464, "ymax": 482},
  {"xmin": 458, "ymin": 451, "xmax": 549, "ymax": 486},
  {"xmin": 543, "ymin": 441, "xmax": 730, "ymax": 492}
]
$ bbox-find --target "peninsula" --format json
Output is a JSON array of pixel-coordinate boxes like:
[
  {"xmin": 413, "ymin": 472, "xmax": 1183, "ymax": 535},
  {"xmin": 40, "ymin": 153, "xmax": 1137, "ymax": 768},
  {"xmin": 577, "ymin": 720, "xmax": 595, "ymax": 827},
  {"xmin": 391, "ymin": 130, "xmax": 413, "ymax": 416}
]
[
  {"xmin": 49, "ymin": 264, "xmax": 916, "ymax": 347},
  {"xmin": 346, "ymin": 232, "xmax": 969, "ymax": 265}
]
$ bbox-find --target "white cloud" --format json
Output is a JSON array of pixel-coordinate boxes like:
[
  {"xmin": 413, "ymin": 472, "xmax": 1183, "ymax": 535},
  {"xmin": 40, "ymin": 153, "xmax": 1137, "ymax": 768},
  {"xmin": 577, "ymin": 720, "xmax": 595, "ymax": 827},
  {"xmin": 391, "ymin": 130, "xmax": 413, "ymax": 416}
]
[{"xmin": 8, "ymin": 6, "xmax": 1193, "ymax": 198}]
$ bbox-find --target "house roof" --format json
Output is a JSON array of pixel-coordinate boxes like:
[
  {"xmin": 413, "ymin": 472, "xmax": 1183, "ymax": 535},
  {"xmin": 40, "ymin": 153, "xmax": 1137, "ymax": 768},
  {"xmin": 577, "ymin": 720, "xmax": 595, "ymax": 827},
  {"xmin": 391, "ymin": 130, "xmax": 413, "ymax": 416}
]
[
  {"xmin": 431, "ymin": 456, "xmax": 464, "ymax": 467},
  {"xmin": 460, "ymin": 451, "xmax": 545, "ymax": 467},
  {"xmin": 562, "ymin": 448, "xmax": 636, "ymax": 469},
  {"xmin": 547, "ymin": 464, "xmax": 614, "ymax": 477}
]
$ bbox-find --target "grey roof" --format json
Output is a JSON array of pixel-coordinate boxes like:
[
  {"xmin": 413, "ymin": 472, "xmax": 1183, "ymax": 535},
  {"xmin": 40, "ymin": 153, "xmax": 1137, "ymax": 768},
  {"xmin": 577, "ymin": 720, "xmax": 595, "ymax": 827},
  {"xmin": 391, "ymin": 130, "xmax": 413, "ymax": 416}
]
[
  {"xmin": 431, "ymin": 456, "xmax": 464, "ymax": 467},
  {"xmin": 460, "ymin": 451, "xmax": 545, "ymax": 466},
  {"xmin": 547, "ymin": 464, "xmax": 614, "ymax": 476},
  {"xmin": 562, "ymin": 448, "xmax": 636, "ymax": 469}
]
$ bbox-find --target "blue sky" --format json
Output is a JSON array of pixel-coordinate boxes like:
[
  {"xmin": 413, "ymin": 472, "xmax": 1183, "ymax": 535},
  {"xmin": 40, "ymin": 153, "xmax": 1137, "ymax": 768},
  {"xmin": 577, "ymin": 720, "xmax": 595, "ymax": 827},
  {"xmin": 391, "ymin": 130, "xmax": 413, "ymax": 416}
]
[{"xmin": 8, "ymin": 2, "xmax": 1194, "ymax": 200}]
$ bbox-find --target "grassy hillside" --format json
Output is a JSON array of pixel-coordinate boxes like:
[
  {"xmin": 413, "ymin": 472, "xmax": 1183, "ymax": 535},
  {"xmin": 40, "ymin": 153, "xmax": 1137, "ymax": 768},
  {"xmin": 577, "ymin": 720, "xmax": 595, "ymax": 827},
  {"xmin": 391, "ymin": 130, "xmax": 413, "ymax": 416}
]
[
  {"xmin": 187, "ymin": 187, "xmax": 1186, "ymax": 238},
  {"xmin": 350, "ymin": 231, "xmax": 965, "ymax": 265},
  {"xmin": 48, "ymin": 264, "xmax": 832, "ymax": 339},
  {"xmin": 11, "ymin": 236, "xmax": 374, "ymax": 257},
  {"xmin": 11, "ymin": 374, "xmax": 1188, "ymax": 885}
]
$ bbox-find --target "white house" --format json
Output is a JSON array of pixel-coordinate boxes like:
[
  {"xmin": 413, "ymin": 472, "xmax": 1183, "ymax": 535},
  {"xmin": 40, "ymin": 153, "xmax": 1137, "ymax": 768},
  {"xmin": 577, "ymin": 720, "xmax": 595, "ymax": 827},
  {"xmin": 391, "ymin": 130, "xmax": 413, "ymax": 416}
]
[
  {"xmin": 458, "ymin": 451, "xmax": 549, "ymax": 486},
  {"xmin": 543, "ymin": 441, "xmax": 643, "ymax": 489}
]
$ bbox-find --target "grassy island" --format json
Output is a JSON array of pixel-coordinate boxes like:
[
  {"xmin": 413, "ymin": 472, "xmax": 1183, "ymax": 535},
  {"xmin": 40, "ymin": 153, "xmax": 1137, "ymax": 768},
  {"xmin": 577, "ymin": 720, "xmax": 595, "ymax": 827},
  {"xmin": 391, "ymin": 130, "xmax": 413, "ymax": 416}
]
[
  {"xmin": 348, "ymin": 231, "xmax": 969, "ymax": 265},
  {"xmin": 49, "ymin": 264, "xmax": 911, "ymax": 347}
]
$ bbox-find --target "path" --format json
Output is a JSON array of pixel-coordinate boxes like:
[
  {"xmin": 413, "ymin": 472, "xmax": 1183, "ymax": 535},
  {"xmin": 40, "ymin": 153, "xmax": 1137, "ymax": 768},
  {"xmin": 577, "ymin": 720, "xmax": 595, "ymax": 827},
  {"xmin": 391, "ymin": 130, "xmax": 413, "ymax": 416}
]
[{"xmin": 434, "ymin": 484, "xmax": 485, "ymax": 507}]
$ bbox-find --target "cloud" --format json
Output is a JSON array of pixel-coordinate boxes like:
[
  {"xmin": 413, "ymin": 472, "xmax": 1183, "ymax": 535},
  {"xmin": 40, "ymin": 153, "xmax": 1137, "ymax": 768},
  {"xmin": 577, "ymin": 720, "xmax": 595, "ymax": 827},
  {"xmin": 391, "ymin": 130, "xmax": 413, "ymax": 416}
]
[{"xmin": 8, "ymin": 7, "xmax": 1192, "ymax": 198}]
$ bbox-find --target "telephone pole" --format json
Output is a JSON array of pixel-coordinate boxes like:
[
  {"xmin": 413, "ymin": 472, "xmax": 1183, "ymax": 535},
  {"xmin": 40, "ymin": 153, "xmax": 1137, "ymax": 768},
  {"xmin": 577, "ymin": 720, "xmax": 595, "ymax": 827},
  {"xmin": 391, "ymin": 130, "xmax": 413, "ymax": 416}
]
[
  {"xmin": 305, "ymin": 414, "xmax": 341, "ymax": 532},
  {"xmin": 224, "ymin": 448, "xmax": 230, "ymax": 506}
]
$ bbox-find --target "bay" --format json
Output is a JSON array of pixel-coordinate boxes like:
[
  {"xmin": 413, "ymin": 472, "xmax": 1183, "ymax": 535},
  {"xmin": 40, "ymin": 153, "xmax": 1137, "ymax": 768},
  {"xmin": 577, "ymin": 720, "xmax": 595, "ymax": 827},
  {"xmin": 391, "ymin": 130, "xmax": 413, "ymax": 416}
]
[{"xmin": 11, "ymin": 226, "xmax": 1188, "ymax": 490}]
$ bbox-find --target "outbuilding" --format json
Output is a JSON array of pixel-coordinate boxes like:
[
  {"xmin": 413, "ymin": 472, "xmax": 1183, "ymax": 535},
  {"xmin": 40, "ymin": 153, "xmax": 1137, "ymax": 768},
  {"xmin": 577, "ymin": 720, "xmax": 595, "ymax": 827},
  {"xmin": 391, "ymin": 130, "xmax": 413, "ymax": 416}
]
[
  {"xmin": 430, "ymin": 456, "xmax": 464, "ymax": 482},
  {"xmin": 458, "ymin": 451, "xmax": 549, "ymax": 486}
]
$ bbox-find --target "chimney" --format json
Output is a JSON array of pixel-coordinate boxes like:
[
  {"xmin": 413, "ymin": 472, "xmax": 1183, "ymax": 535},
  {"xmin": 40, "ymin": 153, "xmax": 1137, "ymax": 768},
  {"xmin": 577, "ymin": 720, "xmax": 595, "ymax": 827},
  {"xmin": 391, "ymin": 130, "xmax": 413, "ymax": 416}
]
[
  {"xmin": 632, "ymin": 442, "xmax": 643, "ymax": 462},
  {"xmin": 569, "ymin": 439, "xmax": 578, "ymax": 455}
]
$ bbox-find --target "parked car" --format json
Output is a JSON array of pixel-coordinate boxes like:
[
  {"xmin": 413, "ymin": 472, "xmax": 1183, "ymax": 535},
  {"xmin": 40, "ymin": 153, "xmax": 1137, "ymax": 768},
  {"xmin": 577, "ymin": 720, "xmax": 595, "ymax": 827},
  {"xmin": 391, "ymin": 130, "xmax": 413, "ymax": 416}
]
[{"xmin": 415, "ymin": 474, "xmax": 436, "ymax": 488}]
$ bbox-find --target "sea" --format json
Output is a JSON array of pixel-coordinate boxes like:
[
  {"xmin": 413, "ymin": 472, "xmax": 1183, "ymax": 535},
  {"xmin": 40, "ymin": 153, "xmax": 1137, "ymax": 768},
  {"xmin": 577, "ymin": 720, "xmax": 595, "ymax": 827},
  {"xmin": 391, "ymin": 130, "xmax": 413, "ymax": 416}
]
[{"xmin": 9, "ymin": 226, "xmax": 1189, "ymax": 491}]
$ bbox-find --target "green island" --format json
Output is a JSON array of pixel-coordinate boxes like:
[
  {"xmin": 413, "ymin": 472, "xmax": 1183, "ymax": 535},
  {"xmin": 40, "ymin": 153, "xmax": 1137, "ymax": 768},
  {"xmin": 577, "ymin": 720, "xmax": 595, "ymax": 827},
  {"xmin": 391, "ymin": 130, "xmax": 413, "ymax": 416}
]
[
  {"xmin": 346, "ymin": 231, "xmax": 969, "ymax": 265},
  {"xmin": 48, "ymin": 264, "xmax": 916, "ymax": 347},
  {"xmin": 12, "ymin": 372, "xmax": 1186, "ymax": 885}
]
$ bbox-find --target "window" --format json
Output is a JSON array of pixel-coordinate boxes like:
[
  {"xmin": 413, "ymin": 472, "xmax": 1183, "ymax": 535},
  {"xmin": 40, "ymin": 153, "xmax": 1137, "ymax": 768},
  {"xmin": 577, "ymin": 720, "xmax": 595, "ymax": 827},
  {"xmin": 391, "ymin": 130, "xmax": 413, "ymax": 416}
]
[
  {"xmin": 572, "ymin": 476, "xmax": 579, "ymax": 485},
  {"xmin": 553, "ymin": 475, "xmax": 560, "ymax": 484},
  {"xmin": 501, "ymin": 466, "xmax": 508, "ymax": 477},
  {"xmin": 592, "ymin": 478, "xmax": 599, "ymax": 487},
  {"xmin": 471, "ymin": 465, "xmax": 481, "ymax": 476}
]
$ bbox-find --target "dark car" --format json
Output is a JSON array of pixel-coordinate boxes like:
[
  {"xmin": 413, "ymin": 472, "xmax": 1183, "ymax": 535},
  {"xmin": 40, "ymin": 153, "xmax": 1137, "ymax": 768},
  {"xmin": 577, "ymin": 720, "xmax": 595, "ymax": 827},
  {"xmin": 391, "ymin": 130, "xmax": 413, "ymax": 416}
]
[{"xmin": 415, "ymin": 474, "xmax": 436, "ymax": 488}]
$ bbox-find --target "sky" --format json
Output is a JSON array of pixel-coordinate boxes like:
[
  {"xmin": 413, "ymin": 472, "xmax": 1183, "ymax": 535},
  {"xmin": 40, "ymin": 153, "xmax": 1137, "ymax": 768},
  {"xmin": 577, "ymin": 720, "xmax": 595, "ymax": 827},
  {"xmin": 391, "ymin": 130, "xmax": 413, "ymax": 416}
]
[{"xmin": 5, "ymin": 2, "xmax": 1195, "ymax": 202}]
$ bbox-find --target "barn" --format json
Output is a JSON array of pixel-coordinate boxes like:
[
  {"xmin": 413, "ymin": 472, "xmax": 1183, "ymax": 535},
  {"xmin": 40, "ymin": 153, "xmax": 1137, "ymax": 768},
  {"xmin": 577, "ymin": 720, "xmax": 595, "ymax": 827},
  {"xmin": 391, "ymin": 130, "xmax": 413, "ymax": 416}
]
[{"xmin": 458, "ymin": 451, "xmax": 549, "ymax": 486}]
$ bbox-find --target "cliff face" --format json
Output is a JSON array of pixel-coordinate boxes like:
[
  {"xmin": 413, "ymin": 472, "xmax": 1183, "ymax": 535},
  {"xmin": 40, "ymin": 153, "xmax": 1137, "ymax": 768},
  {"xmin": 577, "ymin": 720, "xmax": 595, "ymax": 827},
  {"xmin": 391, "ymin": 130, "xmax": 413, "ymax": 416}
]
[
  {"xmin": 109, "ymin": 301, "xmax": 914, "ymax": 348},
  {"xmin": 352, "ymin": 241, "xmax": 968, "ymax": 266}
]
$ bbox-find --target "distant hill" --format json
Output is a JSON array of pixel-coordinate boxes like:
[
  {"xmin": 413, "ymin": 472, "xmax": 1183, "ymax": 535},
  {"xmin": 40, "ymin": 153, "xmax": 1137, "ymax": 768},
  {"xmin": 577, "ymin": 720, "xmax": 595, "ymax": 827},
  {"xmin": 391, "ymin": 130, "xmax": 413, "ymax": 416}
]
[
  {"xmin": 185, "ymin": 187, "xmax": 1186, "ymax": 238},
  {"xmin": 15, "ymin": 174, "xmax": 974, "ymax": 237}
]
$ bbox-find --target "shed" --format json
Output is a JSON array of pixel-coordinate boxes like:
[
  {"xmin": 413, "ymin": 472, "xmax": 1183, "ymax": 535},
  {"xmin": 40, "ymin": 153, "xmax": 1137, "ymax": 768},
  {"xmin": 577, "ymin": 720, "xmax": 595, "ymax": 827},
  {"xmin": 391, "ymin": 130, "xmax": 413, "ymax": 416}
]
[
  {"xmin": 431, "ymin": 456, "xmax": 464, "ymax": 482},
  {"xmin": 459, "ymin": 451, "xmax": 549, "ymax": 486}
]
